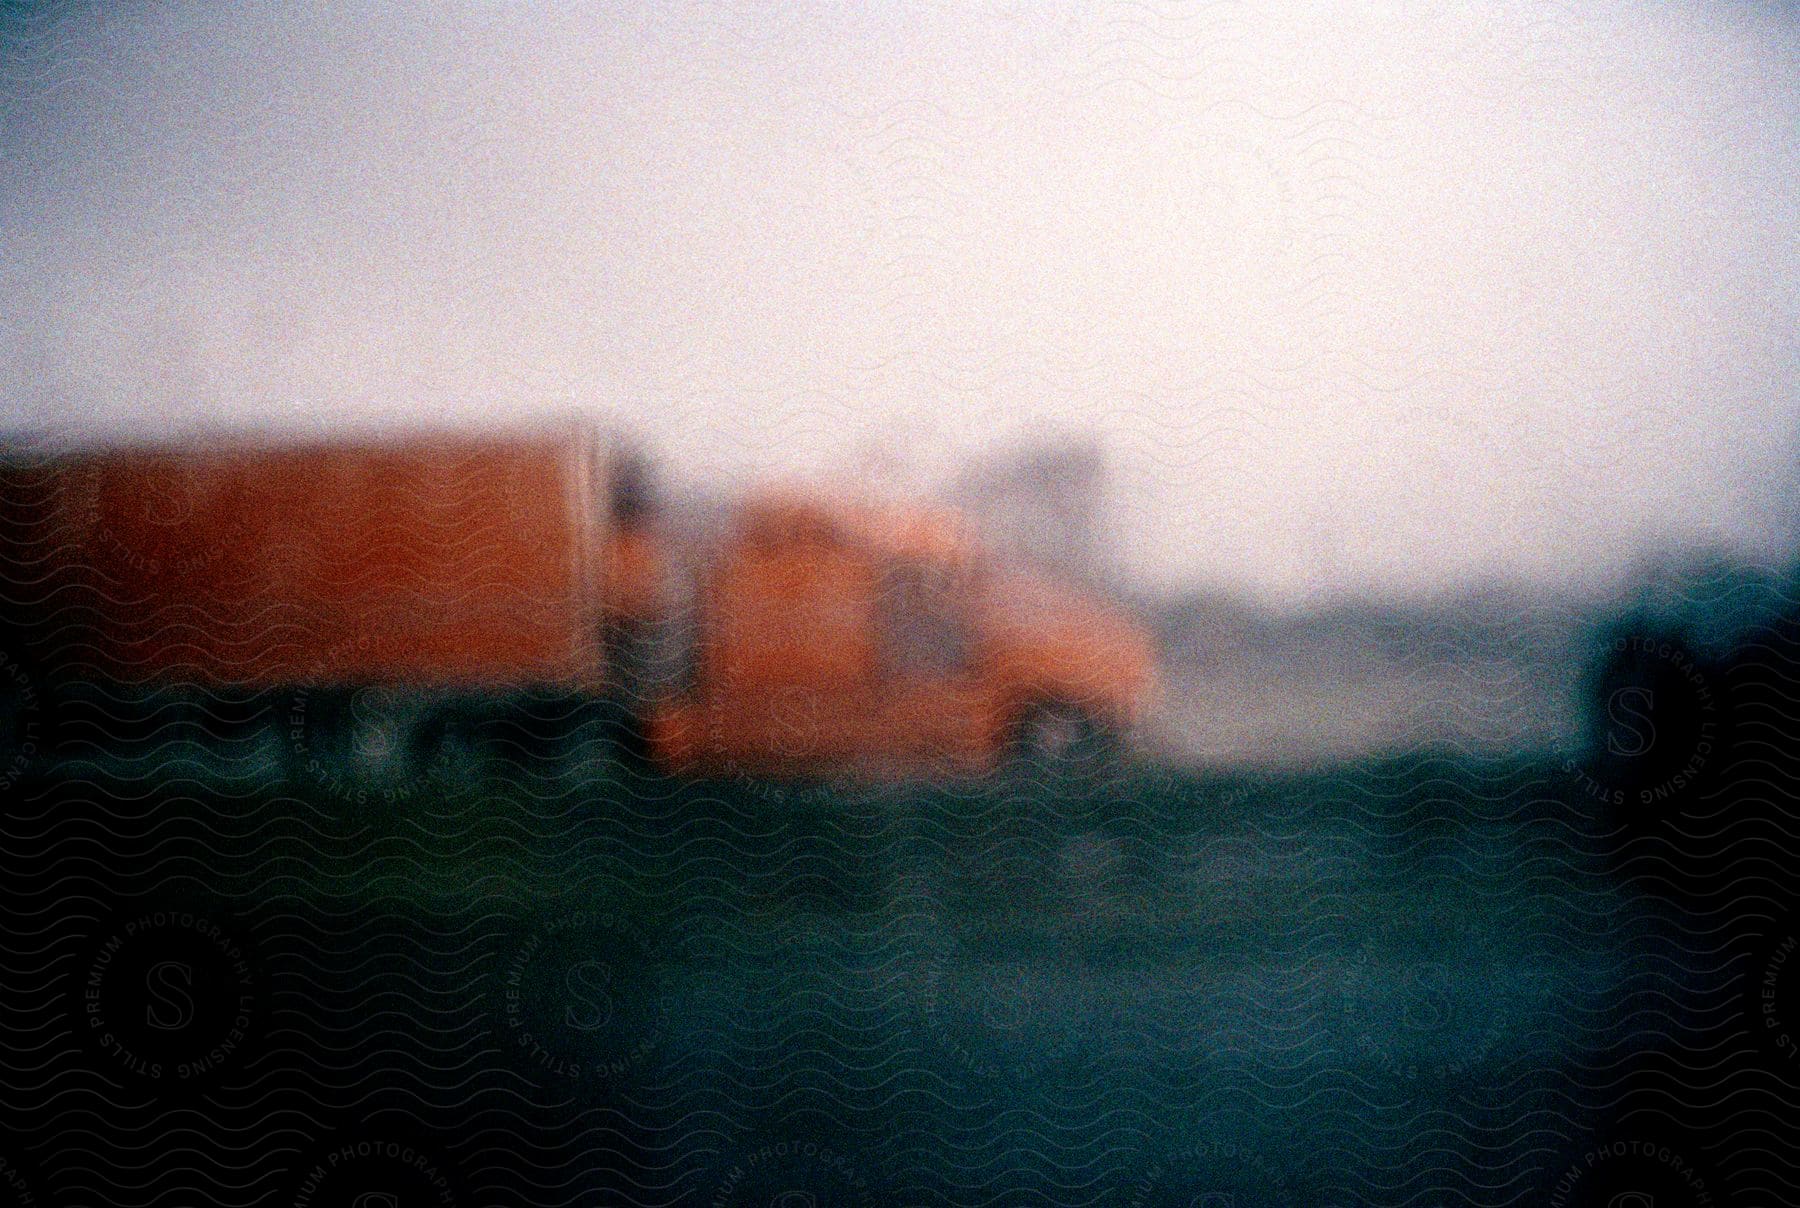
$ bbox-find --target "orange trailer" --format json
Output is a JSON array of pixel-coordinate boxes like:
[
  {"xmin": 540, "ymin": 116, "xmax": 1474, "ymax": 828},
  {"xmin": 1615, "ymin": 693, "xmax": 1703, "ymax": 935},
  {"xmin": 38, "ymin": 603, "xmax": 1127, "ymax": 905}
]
[{"xmin": 2, "ymin": 422, "xmax": 610, "ymax": 692}]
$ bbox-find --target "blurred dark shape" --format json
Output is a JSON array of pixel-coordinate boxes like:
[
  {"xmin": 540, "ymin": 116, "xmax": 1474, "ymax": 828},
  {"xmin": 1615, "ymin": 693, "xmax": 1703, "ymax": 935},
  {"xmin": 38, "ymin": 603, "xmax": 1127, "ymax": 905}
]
[
  {"xmin": 1577, "ymin": 547, "xmax": 1800, "ymax": 905},
  {"xmin": 1571, "ymin": 551, "xmax": 1800, "ymax": 1196},
  {"xmin": 608, "ymin": 448, "xmax": 658, "ymax": 525},
  {"xmin": 1578, "ymin": 615, "xmax": 1726, "ymax": 811}
]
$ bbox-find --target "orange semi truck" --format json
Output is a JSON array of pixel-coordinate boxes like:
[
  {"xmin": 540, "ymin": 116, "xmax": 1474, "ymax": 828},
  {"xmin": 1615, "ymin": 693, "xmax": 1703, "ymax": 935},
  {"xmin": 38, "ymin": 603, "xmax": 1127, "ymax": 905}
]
[{"xmin": 0, "ymin": 421, "xmax": 1155, "ymax": 781}]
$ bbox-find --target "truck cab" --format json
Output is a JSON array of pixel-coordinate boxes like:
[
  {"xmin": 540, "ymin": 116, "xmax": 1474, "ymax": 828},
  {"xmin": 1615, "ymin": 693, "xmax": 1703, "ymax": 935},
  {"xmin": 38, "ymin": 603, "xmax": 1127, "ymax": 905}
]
[{"xmin": 641, "ymin": 490, "xmax": 1155, "ymax": 778}]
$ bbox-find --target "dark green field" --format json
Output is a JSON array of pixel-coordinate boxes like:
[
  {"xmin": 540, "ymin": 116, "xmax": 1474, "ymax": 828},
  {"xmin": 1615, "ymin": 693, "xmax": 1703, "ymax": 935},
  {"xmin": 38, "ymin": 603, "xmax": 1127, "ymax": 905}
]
[{"xmin": 2, "ymin": 746, "xmax": 1711, "ymax": 1206}]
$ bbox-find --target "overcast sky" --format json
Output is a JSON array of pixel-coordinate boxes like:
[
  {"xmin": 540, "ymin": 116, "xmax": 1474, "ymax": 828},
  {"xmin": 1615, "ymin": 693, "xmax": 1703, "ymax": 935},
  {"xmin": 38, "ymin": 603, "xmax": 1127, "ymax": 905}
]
[{"xmin": 2, "ymin": 1, "xmax": 1796, "ymax": 602}]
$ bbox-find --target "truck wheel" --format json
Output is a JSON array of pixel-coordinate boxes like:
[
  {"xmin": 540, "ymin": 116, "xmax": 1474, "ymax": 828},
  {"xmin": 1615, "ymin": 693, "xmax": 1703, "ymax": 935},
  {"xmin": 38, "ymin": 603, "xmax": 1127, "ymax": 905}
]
[
  {"xmin": 295, "ymin": 688, "xmax": 430, "ymax": 792},
  {"xmin": 1011, "ymin": 701, "xmax": 1117, "ymax": 783},
  {"xmin": 413, "ymin": 703, "xmax": 490, "ymax": 783},
  {"xmin": 343, "ymin": 689, "xmax": 409, "ymax": 782}
]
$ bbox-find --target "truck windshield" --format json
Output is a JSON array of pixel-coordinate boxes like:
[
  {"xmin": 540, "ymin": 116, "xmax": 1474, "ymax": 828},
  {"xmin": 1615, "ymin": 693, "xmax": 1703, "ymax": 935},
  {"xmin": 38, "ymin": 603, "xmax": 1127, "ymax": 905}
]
[{"xmin": 877, "ymin": 557, "xmax": 971, "ymax": 678}]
